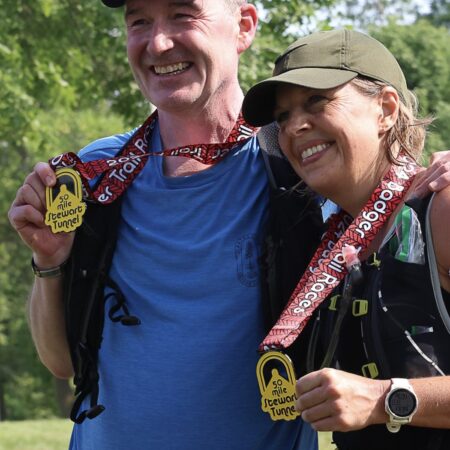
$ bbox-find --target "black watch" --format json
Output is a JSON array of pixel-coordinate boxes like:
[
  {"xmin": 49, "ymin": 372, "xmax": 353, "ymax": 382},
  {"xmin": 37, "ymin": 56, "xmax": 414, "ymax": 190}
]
[
  {"xmin": 31, "ymin": 257, "xmax": 68, "ymax": 278},
  {"xmin": 385, "ymin": 378, "xmax": 418, "ymax": 433}
]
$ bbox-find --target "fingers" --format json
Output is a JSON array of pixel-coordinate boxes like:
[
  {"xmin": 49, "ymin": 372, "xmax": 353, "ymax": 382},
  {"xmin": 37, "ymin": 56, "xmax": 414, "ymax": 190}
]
[
  {"xmin": 429, "ymin": 149, "xmax": 450, "ymax": 166},
  {"xmin": 296, "ymin": 376, "xmax": 343, "ymax": 432},
  {"xmin": 8, "ymin": 203, "xmax": 46, "ymax": 232},
  {"xmin": 296, "ymin": 368, "xmax": 327, "ymax": 395},
  {"xmin": 10, "ymin": 162, "xmax": 54, "ymax": 209},
  {"xmin": 295, "ymin": 368, "xmax": 336, "ymax": 426},
  {"xmin": 296, "ymin": 368, "xmax": 388, "ymax": 432},
  {"xmin": 428, "ymin": 161, "xmax": 450, "ymax": 192},
  {"xmin": 413, "ymin": 157, "xmax": 450, "ymax": 198},
  {"xmin": 8, "ymin": 162, "xmax": 55, "ymax": 240},
  {"xmin": 295, "ymin": 368, "xmax": 366, "ymax": 432},
  {"xmin": 8, "ymin": 162, "xmax": 76, "ymax": 263},
  {"xmin": 296, "ymin": 368, "xmax": 335, "ymax": 400}
]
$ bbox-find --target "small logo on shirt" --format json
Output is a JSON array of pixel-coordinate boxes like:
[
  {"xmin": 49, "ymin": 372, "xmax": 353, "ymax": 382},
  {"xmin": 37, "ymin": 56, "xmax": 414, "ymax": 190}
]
[{"xmin": 235, "ymin": 235, "xmax": 260, "ymax": 287}]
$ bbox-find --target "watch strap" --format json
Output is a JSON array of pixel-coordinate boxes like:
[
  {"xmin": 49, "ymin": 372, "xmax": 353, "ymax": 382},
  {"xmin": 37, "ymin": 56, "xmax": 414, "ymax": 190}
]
[
  {"xmin": 385, "ymin": 378, "xmax": 418, "ymax": 433},
  {"xmin": 31, "ymin": 257, "xmax": 68, "ymax": 278}
]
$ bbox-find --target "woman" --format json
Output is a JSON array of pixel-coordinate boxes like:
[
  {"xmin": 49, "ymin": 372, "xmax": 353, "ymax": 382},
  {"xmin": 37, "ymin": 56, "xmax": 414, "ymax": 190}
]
[{"xmin": 243, "ymin": 29, "xmax": 450, "ymax": 450}]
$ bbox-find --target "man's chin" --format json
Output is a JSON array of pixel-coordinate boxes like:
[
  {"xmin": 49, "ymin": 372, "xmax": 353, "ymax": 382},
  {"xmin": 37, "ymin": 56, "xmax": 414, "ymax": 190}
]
[{"xmin": 150, "ymin": 93, "xmax": 203, "ymax": 113}]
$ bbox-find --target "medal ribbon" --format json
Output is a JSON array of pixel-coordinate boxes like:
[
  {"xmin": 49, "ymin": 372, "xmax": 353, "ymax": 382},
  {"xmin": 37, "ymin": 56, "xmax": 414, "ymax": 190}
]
[
  {"xmin": 48, "ymin": 110, "xmax": 258, "ymax": 205},
  {"xmin": 259, "ymin": 154, "xmax": 420, "ymax": 352}
]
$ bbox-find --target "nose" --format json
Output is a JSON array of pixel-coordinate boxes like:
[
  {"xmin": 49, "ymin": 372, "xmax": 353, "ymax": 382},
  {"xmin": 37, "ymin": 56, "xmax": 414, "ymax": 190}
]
[
  {"xmin": 284, "ymin": 110, "xmax": 312, "ymax": 137},
  {"xmin": 147, "ymin": 22, "xmax": 174, "ymax": 55}
]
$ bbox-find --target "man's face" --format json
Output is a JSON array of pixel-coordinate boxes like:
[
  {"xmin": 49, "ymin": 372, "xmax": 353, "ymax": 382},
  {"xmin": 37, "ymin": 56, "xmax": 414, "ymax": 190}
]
[{"xmin": 125, "ymin": 0, "xmax": 243, "ymax": 114}]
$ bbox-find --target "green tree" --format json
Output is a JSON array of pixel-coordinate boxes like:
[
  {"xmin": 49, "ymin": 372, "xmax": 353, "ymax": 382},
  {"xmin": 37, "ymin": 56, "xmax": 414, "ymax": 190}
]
[
  {"xmin": 423, "ymin": 0, "xmax": 450, "ymax": 28},
  {"xmin": 0, "ymin": 0, "xmax": 128, "ymax": 419},
  {"xmin": 0, "ymin": 0, "xmax": 341, "ymax": 421},
  {"xmin": 370, "ymin": 21, "xmax": 450, "ymax": 161},
  {"xmin": 321, "ymin": 0, "xmax": 429, "ymax": 28},
  {"xmin": 240, "ymin": 0, "xmax": 336, "ymax": 90},
  {"xmin": 1, "ymin": 0, "xmax": 449, "ymax": 421}
]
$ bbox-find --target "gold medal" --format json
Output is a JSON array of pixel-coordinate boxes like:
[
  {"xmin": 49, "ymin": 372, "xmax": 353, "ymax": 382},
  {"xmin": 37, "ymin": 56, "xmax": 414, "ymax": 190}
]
[
  {"xmin": 45, "ymin": 167, "xmax": 86, "ymax": 233},
  {"xmin": 256, "ymin": 351, "xmax": 300, "ymax": 421}
]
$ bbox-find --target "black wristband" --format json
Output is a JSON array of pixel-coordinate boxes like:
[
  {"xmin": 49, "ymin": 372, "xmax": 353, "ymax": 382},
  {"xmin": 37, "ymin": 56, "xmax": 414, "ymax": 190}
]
[{"xmin": 31, "ymin": 258, "xmax": 68, "ymax": 278}]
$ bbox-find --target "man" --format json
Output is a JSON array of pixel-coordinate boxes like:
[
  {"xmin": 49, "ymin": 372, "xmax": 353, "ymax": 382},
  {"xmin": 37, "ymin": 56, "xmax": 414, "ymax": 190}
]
[
  {"xmin": 7, "ymin": 1, "xmax": 450, "ymax": 449},
  {"xmin": 9, "ymin": 1, "xmax": 318, "ymax": 449}
]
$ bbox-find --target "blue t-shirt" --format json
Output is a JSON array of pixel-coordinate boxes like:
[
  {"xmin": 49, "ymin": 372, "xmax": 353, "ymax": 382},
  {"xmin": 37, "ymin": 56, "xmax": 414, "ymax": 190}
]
[{"xmin": 69, "ymin": 124, "xmax": 317, "ymax": 450}]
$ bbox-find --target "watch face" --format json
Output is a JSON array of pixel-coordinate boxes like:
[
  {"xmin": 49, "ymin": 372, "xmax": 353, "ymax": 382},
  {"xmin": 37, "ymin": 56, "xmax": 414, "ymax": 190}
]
[{"xmin": 388, "ymin": 389, "xmax": 417, "ymax": 417}]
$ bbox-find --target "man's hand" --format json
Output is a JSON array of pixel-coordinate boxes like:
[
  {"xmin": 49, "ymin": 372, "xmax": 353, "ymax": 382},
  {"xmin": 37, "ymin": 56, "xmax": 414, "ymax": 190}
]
[
  {"xmin": 8, "ymin": 162, "xmax": 74, "ymax": 268},
  {"xmin": 295, "ymin": 368, "xmax": 389, "ymax": 432},
  {"xmin": 413, "ymin": 150, "xmax": 450, "ymax": 198}
]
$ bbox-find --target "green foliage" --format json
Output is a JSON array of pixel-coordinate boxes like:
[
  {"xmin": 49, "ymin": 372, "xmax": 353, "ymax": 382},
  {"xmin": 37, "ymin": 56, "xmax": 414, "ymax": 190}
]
[
  {"xmin": 370, "ymin": 21, "xmax": 450, "ymax": 160},
  {"xmin": 322, "ymin": 0, "xmax": 427, "ymax": 28},
  {"xmin": 423, "ymin": 0, "xmax": 450, "ymax": 28},
  {"xmin": 0, "ymin": 0, "xmax": 128, "ymax": 419},
  {"xmin": 240, "ymin": 0, "xmax": 335, "ymax": 91},
  {"xmin": 0, "ymin": 0, "xmax": 449, "ymax": 421},
  {"xmin": 0, "ymin": 105, "xmax": 125, "ymax": 420}
]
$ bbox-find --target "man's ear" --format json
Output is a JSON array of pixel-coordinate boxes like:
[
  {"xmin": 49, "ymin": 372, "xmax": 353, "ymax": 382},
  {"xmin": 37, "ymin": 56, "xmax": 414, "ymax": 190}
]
[
  {"xmin": 378, "ymin": 86, "xmax": 400, "ymax": 135},
  {"xmin": 237, "ymin": 3, "xmax": 258, "ymax": 54}
]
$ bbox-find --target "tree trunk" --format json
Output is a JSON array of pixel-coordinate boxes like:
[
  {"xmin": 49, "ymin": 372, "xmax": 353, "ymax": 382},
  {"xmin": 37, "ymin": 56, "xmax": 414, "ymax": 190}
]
[
  {"xmin": 0, "ymin": 382, "xmax": 6, "ymax": 421},
  {"xmin": 53, "ymin": 377, "xmax": 74, "ymax": 418}
]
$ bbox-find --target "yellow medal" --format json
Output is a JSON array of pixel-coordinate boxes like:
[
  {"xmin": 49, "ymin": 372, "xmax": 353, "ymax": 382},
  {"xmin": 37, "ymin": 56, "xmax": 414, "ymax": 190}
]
[
  {"xmin": 45, "ymin": 167, "xmax": 86, "ymax": 233},
  {"xmin": 256, "ymin": 351, "xmax": 300, "ymax": 421}
]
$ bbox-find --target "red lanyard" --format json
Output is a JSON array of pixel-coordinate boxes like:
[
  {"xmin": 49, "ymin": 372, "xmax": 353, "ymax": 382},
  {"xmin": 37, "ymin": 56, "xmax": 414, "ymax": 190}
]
[
  {"xmin": 49, "ymin": 111, "xmax": 258, "ymax": 205},
  {"xmin": 259, "ymin": 154, "xmax": 420, "ymax": 352}
]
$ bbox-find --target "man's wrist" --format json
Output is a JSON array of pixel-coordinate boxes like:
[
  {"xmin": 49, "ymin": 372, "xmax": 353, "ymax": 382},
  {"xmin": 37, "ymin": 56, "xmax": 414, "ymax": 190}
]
[{"xmin": 31, "ymin": 257, "xmax": 68, "ymax": 278}]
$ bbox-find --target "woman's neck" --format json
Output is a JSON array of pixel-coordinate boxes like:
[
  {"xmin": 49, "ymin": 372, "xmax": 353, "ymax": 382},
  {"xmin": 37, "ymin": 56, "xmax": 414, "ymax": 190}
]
[{"xmin": 331, "ymin": 160, "xmax": 392, "ymax": 218}]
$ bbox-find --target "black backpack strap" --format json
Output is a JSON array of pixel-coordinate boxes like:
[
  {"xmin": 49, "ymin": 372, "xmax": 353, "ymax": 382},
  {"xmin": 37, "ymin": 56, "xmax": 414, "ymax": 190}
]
[
  {"xmin": 63, "ymin": 198, "xmax": 124, "ymax": 423},
  {"xmin": 257, "ymin": 123, "xmax": 325, "ymax": 373}
]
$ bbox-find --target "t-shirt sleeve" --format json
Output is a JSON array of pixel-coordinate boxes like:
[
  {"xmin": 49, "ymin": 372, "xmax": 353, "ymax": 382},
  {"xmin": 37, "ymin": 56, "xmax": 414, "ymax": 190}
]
[{"xmin": 78, "ymin": 129, "xmax": 137, "ymax": 162}]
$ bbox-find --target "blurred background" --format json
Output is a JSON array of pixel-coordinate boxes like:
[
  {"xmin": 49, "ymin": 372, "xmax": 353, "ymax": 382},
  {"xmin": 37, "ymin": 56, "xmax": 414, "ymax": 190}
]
[{"xmin": 0, "ymin": 0, "xmax": 448, "ymax": 446}]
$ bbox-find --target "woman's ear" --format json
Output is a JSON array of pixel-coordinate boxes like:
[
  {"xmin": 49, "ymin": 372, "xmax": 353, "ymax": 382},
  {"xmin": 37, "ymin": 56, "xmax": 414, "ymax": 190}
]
[
  {"xmin": 236, "ymin": 3, "xmax": 258, "ymax": 54},
  {"xmin": 378, "ymin": 86, "xmax": 400, "ymax": 135}
]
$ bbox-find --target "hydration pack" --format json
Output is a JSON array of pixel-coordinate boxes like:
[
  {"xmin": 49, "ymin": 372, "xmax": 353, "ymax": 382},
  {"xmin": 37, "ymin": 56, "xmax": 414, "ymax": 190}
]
[
  {"xmin": 62, "ymin": 123, "xmax": 323, "ymax": 423},
  {"xmin": 305, "ymin": 194, "xmax": 450, "ymax": 450}
]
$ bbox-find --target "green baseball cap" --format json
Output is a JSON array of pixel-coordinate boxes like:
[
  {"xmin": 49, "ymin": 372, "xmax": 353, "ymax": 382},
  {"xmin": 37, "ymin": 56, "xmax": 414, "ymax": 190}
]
[{"xmin": 243, "ymin": 29, "xmax": 410, "ymax": 127}]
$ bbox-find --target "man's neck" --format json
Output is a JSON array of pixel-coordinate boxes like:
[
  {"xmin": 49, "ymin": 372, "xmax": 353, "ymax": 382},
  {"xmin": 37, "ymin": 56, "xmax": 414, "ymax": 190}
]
[{"xmin": 157, "ymin": 90, "xmax": 244, "ymax": 177}]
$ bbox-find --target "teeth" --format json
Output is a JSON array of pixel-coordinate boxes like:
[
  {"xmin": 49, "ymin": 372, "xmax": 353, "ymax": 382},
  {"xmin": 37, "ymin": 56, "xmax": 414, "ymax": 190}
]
[
  {"xmin": 153, "ymin": 62, "xmax": 189, "ymax": 75},
  {"xmin": 302, "ymin": 143, "xmax": 329, "ymax": 160}
]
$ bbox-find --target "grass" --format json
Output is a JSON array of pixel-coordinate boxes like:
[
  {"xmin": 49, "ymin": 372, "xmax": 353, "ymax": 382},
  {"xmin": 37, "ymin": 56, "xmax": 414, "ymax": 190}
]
[
  {"xmin": 0, "ymin": 419, "xmax": 72, "ymax": 450},
  {"xmin": 0, "ymin": 419, "xmax": 334, "ymax": 450},
  {"xmin": 319, "ymin": 431, "xmax": 335, "ymax": 450}
]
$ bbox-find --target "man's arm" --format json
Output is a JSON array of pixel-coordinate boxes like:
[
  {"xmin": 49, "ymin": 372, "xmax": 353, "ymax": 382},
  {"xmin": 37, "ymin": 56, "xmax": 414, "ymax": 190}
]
[
  {"xmin": 8, "ymin": 162, "xmax": 74, "ymax": 378},
  {"xmin": 28, "ymin": 277, "xmax": 73, "ymax": 379}
]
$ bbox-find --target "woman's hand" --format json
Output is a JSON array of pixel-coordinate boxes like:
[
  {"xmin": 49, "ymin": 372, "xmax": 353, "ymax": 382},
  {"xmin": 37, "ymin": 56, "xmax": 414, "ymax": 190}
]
[{"xmin": 296, "ymin": 368, "xmax": 389, "ymax": 432}]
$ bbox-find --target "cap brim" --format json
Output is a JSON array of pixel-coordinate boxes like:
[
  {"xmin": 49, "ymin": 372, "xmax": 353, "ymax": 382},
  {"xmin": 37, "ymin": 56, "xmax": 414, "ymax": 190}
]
[
  {"xmin": 101, "ymin": 0, "xmax": 125, "ymax": 7},
  {"xmin": 243, "ymin": 68, "xmax": 358, "ymax": 127}
]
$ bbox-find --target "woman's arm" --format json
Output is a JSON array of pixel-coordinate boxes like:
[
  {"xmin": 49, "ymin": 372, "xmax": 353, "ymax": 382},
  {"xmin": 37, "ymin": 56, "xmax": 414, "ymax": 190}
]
[{"xmin": 295, "ymin": 368, "xmax": 450, "ymax": 431}]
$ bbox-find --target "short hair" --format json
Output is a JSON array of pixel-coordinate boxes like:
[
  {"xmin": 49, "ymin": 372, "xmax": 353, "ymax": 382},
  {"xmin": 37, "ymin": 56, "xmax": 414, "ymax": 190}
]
[
  {"xmin": 351, "ymin": 77, "xmax": 432, "ymax": 164},
  {"xmin": 225, "ymin": 0, "xmax": 246, "ymax": 10}
]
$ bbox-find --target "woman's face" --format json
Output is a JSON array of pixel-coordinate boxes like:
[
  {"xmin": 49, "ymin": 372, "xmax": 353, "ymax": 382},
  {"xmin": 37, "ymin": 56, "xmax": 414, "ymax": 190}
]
[{"xmin": 275, "ymin": 82, "xmax": 389, "ymax": 201}]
